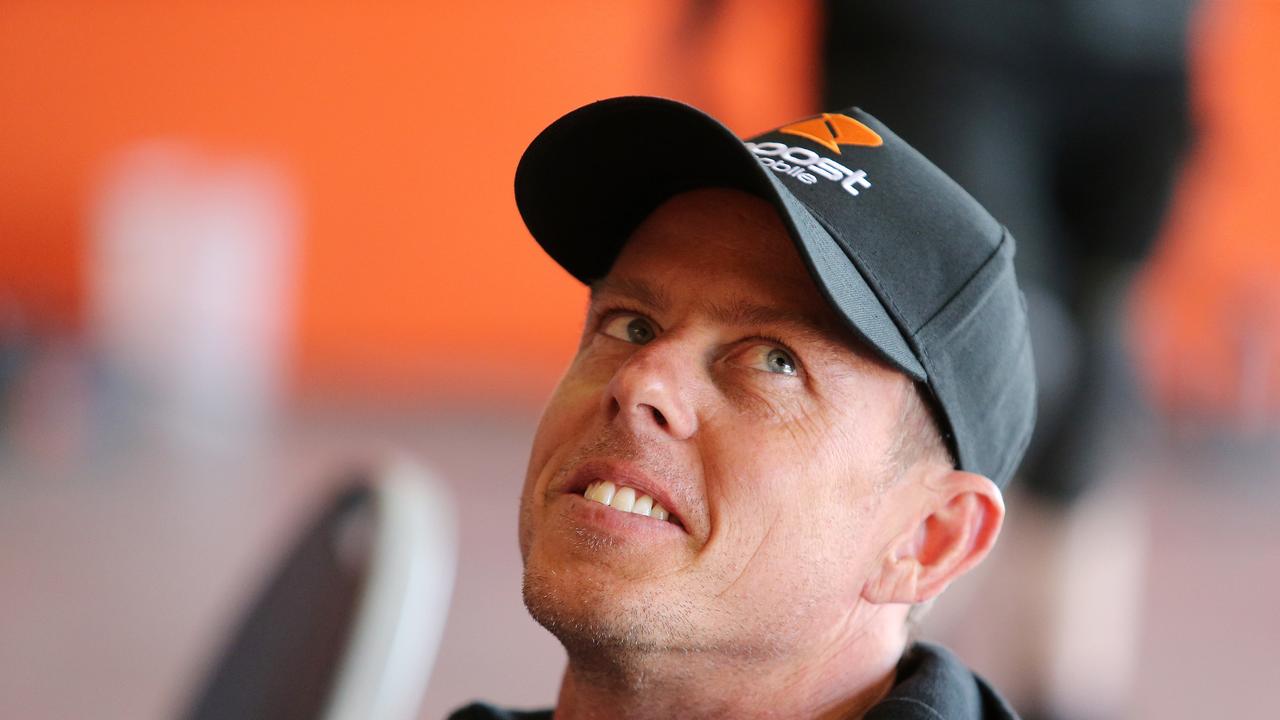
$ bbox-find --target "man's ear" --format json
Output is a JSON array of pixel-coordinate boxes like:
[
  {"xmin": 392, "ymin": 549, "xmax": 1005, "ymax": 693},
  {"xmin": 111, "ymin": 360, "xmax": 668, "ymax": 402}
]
[{"xmin": 862, "ymin": 470, "xmax": 1005, "ymax": 605}]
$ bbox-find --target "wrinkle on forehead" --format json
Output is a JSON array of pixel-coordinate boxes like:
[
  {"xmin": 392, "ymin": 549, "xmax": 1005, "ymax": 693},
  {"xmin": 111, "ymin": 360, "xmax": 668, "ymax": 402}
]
[
  {"xmin": 630, "ymin": 188, "xmax": 790, "ymax": 261},
  {"xmin": 594, "ymin": 273, "xmax": 831, "ymax": 330},
  {"xmin": 591, "ymin": 184, "xmax": 907, "ymax": 387},
  {"xmin": 590, "ymin": 275, "xmax": 673, "ymax": 313},
  {"xmin": 592, "ymin": 190, "xmax": 849, "ymax": 336}
]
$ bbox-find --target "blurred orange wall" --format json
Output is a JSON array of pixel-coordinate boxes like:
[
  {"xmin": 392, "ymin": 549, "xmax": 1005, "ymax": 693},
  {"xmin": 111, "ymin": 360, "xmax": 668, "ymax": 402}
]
[{"xmin": 0, "ymin": 1, "xmax": 818, "ymax": 399}]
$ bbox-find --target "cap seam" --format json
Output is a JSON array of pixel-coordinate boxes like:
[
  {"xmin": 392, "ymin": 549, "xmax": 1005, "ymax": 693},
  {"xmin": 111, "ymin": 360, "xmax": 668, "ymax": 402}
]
[
  {"xmin": 795, "ymin": 198, "xmax": 964, "ymax": 464},
  {"xmin": 799, "ymin": 201, "xmax": 919, "ymax": 350},
  {"xmin": 912, "ymin": 225, "xmax": 1011, "ymax": 336},
  {"xmin": 993, "ymin": 325, "xmax": 1037, "ymax": 485},
  {"xmin": 913, "ymin": 226, "xmax": 1026, "ymax": 482}
]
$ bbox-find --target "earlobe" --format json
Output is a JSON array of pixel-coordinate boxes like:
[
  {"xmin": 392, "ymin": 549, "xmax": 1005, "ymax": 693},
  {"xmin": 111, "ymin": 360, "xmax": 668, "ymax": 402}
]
[{"xmin": 862, "ymin": 471, "xmax": 1005, "ymax": 606}]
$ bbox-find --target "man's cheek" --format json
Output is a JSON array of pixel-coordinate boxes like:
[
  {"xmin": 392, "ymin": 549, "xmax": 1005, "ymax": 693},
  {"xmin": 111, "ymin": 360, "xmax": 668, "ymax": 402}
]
[
  {"xmin": 539, "ymin": 365, "xmax": 609, "ymax": 445},
  {"xmin": 523, "ymin": 381, "xmax": 598, "ymax": 507},
  {"xmin": 528, "ymin": 377, "xmax": 589, "ymax": 469},
  {"xmin": 517, "ymin": 498, "xmax": 534, "ymax": 562}
]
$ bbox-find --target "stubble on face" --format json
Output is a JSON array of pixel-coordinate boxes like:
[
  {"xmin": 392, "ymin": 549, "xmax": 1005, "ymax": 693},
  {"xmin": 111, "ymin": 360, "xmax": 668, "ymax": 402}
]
[
  {"xmin": 521, "ymin": 425, "xmax": 829, "ymax": 675},
  {"xmin": 516, "ymin": 188, "xmax": 914, "ymax": 684},
  {"xmin": 520, "ymin": 428, "xmax": 705, "ymax": 662}
]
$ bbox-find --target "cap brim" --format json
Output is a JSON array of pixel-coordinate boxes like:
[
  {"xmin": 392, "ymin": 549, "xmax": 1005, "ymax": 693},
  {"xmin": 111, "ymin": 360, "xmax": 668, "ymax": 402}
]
[{"xmin": 514, "ymin": 96, "xmax": 925, "ymax": 381}]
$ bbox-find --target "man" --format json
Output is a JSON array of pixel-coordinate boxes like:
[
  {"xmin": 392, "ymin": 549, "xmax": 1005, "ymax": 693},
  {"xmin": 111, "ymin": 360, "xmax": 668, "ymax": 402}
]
[{"xmin": 452, "ymin": 97, "xmax": 1035, "ymax": 719}]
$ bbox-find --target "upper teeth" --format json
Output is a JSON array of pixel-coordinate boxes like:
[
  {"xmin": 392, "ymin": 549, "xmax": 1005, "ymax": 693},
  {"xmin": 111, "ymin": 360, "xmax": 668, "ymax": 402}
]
[{"xmin": 584, "ymin": 480, "xmax": 671, "ymax": 522}]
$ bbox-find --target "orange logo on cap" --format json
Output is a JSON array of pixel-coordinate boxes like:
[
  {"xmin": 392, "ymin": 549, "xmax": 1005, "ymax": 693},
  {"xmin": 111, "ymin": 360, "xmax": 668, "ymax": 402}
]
[{"xmin": 779, "ymin": 113, "xmax": 883, "ymax": 154}]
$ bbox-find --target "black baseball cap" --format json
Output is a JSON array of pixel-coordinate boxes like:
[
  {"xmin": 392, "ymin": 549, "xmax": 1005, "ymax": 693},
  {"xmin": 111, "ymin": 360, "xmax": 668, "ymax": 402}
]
[{"xmin": 514, "ymin": 96, "xmax": 1035, "ymax": 488}]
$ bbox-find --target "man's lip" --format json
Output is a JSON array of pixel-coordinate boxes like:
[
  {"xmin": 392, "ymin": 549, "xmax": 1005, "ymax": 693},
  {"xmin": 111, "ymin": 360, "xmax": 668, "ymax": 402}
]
[{"xmin": 561, "ymin": 459, "xmax": 689, "ymax": 530}]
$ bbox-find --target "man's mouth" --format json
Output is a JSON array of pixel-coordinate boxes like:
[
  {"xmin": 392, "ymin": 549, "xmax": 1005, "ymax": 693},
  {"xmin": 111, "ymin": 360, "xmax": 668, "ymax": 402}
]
[{"xmin": 581, "ymin": 480, "xmax": 682, "ymax": 528}]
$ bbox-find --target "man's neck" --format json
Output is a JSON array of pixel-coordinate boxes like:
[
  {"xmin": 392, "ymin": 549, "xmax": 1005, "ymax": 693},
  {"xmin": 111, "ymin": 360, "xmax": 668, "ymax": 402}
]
[{"xmin": 549, "ymin": 622, "xmax": 905, "ymax": 720}]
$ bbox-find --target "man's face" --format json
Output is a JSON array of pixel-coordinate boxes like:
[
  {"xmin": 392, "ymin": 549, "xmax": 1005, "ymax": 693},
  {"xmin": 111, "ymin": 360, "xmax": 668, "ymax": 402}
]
[{"xmin": 519, "ymin": 188, "xmax": 916, "ymax": 660}]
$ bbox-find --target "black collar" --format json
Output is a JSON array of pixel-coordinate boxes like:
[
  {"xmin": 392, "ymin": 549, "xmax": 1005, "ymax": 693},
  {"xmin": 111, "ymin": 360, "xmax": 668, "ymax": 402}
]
[{"xmin": 865, "ymin": 642, "xmax": 1019, "ymax": 719}]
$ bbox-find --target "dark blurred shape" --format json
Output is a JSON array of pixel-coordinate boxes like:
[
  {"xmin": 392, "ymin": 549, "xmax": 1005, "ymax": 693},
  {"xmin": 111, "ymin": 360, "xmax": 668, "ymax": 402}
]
[
  {"xmin": 822, "ymin": 3, "xmax": 1194, "ymax": 719},
  {"xmin": 185, "ymin": 460, "xmax": 456, "ymax": 720},
  {"xmin": 823, "ymin": 0, "xmax": 1193, "ymax": 503},
  {"xmin": 186, "ymin": 482, "xmax": 372, "ymax": 720},
  {"xmin": 0, "ymin": 297, "xmax": 31, "ymax": 450}
]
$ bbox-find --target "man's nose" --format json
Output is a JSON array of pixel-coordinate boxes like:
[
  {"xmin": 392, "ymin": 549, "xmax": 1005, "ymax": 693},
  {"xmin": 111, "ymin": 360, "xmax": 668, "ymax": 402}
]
[{"xmin": 603, "ymin": 340, "xmax": 699, "ymax": 441}]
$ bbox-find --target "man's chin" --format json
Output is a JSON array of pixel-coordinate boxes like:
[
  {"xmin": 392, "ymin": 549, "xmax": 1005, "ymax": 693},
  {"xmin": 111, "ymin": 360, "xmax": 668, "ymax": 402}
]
[{"xmin": 521, "ymin": 564, "xmax": 696, "ymax": 655}]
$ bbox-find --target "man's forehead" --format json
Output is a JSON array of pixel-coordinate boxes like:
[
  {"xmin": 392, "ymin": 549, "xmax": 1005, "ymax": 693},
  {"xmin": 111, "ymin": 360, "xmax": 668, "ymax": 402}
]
[
  {"xmin": 589, "ymin": 275, "xmax": 670, "ymax": 312},
  {"xmin": 625, "ymin": 188, "xmax": 786, "ymax": 262},
  {"xmin": 587, "ymin": 187, "xmax": 893, "ymax": 367},
  {"xmin": 601, "ymin": 188, "xmax": 804, "ymax": 294}
]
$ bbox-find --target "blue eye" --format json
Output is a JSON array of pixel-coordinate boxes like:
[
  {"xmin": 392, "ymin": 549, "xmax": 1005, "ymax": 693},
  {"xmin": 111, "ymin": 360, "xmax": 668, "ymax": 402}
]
[
  {"xmin": 601, "ymin": 313, "xmax": 658, "ymax": 345},
  {"xmin": 762, "ymin": 347, "xmax": 798, "ymax": 375},
  {"xmin": 735, "ymin": 343, "xmax": 799, "ymax": 376}
]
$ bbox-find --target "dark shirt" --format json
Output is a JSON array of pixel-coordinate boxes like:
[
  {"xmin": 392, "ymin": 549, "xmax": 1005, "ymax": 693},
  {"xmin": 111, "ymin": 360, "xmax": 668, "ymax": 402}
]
[{"xmin": 448, "ymin": 642, "xmax": 1018, "ymax": 719}]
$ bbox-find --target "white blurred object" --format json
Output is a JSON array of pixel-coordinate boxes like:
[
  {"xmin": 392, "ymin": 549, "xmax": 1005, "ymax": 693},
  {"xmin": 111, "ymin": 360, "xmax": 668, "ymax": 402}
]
[
  {"xmin": 89, "ymin": 142, "xmax": 297, "ymax": 455},
  {"xmin": 1047, "ymin": 478, "xmax": 1148, "ymax": 720},
  {"xmin": 184, "ymin": 455, "xmax": 457, "ymax": 720},
  {"xmin": 324, "ymin": 456, "xmax": 458, "ymax": 720}
]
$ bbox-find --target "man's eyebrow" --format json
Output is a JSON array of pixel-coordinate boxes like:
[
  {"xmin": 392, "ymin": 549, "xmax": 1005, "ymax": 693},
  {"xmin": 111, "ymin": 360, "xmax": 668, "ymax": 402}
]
[
  {"xmin": 705, "ymin": 299, "xmax": 844, "ymax": 344},
  {"xmin": 589, "ymin": 276, "xmax": 862, "ymax": 351},
  {"xmin": 589, "ymin": 276, "xmax": 671, "ymax": 311}
]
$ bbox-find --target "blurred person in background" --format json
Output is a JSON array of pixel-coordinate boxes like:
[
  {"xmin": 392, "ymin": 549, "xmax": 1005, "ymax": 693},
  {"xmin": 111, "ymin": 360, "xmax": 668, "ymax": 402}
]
[
  {"xmin": 451, "ymin": 95, "xmax": 1038, "ymax": 719},
  {"xmin": 1129, "ymin": 0, "xmax": 1280, "ymax": 435},
  {"xmin": 823, "ymin": 2, "xmax": 1197, "ymax": 718}
]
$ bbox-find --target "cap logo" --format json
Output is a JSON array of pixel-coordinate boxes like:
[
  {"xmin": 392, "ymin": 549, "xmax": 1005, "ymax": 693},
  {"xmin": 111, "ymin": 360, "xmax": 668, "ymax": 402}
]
[{"xmin": 779, "ymin": 113, "xmax": 883, "ymax": 154}]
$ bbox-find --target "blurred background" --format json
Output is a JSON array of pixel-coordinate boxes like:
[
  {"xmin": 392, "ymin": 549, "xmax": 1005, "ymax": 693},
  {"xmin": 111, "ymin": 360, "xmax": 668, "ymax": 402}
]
[{"xmin": 1, "ymin": 2, "xmax": 1276, "ymax": 719}]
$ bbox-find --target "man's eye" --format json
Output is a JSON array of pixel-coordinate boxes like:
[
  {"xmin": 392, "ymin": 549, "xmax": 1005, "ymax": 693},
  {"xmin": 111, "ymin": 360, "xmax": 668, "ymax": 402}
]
[
  {"xmin": 764, "ymin": 347, "xmax": 798, "ymax": 376},
  {"xmin": 600, "ymin": 313, "xmax": 658, "ymax": 345},
  {"xmin": 741, "ymin": 345, "xmax": 799, "ymax": 376}
]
